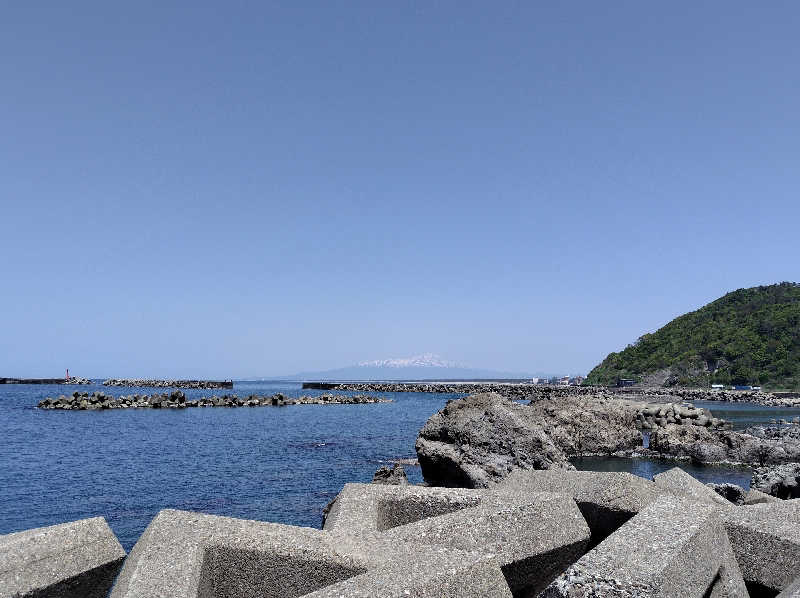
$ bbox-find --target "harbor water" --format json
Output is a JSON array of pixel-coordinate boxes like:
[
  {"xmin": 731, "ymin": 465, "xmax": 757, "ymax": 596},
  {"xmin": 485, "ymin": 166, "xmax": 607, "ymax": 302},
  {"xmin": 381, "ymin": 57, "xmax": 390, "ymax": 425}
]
[{"xmin": 1, "ymin": 381, "xmax": 797, "ymax": 549}]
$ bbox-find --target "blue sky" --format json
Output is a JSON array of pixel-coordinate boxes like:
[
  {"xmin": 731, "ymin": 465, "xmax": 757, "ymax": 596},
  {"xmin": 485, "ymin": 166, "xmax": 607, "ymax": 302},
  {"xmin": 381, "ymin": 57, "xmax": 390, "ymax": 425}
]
[{"xmin": 1, "ymin": 2, "xmax": 798, "ymax": 378}]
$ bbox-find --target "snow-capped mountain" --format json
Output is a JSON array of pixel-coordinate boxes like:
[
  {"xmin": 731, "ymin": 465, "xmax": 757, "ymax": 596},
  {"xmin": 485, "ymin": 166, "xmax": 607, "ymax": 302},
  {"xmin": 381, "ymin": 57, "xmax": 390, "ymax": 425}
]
[
  {"xmin": 275, "ymin": 353, "xmax": 545, "ymax": 381},
  {"xmin": 357, "ymin": 353, "xmax": 464, "ymax": 369}
]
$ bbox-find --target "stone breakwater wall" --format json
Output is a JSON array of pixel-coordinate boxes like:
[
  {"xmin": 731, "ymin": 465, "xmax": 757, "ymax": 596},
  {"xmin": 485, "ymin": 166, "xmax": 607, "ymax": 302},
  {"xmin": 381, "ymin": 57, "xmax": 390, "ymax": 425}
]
[
  {"xmin": 303, "ymin": 381, "xmax": 800, "ymax": 406},
  {"xmin": 102, "ymin": 378, "xmax": 233, "ymax": 389},
  {"xmin": 3, "ymin": 467, "xmax": 799, "ymax": 597},
  {"xmin": 0, "ymin": 376, "xmax": 91, "ymax": 385},
  {"xmin": 37, "ymin": 390, "xmax": 391, "ymax": 410},
  {"xmin": 303, "ymin": 381, "xmax": 575, "ymax": 400}
]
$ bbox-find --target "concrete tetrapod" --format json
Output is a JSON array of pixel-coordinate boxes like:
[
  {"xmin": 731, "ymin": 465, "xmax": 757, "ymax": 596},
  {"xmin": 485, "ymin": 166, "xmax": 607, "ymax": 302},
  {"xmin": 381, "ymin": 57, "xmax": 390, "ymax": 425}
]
[
  {"xmin": 493, "ymin": 468, "xmax": 800, "ymax": 595},
  {"xmin": 723, "ymin": 500, "xmax": 800, "ymax": 596},
  {"xmin": 383, "ymin": 492, "xmax": 590, "ymax": 597},
  {"xmin": 322, "ymin": 483, "xmax": 485, "ymax": 534},
  {"xmin": 109, "ymin": 509, "xmax": 512, "ymax": 598},
  {"xmin": 0, "ymin": 517, "xmax": 125, "ymax": 598},
  {"xmin": 652, "ymin": 466, "xmax": 731, "ymax": 506},
  {"xmin": 541, "ymin": 494, "xmax": 749, "ymax": 597},
  {"xmin": 323, "ymin": 483, "xmax": 591, "ymax": 597}
]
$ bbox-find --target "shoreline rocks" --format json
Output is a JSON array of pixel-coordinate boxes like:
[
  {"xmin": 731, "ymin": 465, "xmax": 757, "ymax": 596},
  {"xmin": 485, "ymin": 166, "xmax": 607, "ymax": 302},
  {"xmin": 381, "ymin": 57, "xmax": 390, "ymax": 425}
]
[
  {"xmin": 37, "ymin": 391, "xmax": 392, "ymax": 410},
  {"xmin": 102, "ymin": 378, "xmax": 233, "ymax": 389},
  {"xmin": 415, "ymin": 392, "xmax": 800, "ymax": 488},
  {"xmin": 751, "ymin": 463, "xmax": 800, "ymax": 499},
  {"xmin": 371, "ymin": 463, "xmax": 409, "ymax": 485},
  {"xmin": 416, "ymin": 393, "xmax": 574, "ymax": 488}
]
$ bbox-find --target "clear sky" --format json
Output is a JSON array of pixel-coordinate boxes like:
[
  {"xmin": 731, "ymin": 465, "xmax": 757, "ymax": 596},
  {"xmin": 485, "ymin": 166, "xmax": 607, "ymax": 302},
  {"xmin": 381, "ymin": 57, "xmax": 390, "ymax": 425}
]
[{"xmin": 1, "ymin": 2, "xmax": 798, "ymax": 379}]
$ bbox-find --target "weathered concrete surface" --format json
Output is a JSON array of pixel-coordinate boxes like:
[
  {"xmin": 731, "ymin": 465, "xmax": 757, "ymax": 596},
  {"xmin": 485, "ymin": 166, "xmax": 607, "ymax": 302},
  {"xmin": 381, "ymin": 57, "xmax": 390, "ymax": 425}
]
[
  {"xmin": 723, "ymin": 504, "xmax": 800, "ymax": 596},
  {"xmin": 541, "ymin": 495, "xmax": 748, "ymax": 597},
  {"xmin": 499, "ymin": 469, "xmax": 800, "ymax": 596},
  {"xmin": 0, "ymin": 517, "xmax": 125, "ymax": 598},
  {"xmin": 111, "ymin": 509, "xmax": 512, "ymax": 598},
  {"xmin": 325, "ymin": 482, "xmax": 590, "ymax": 596},
  {"xmin": 322, "ymin": 483, "xmax": 483, "ymax": 534},
  {"xmin": 496, "ymin": 469, "xmax": 665, "ymax": 542},
  {"xmin": 743, "ymin": 488, "xmax": 782, "ymax": 505},
  {"xmin": 653, "ymin": 466, "xmax": 730, "ymax": 506},
  {"xmin": 778, "ymin": 574, "xmax": 800, "ymax": 597},
  {"xmin": 385, "ymin": 492, "xmax": 590, "ymax": 597}
]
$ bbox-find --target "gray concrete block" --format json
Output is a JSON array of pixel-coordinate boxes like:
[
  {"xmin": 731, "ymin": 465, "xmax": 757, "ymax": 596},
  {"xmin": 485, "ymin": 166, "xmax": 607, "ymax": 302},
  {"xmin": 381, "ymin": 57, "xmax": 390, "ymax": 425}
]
[
  {"xmin": 743, "ymin": 488, "xmax": 781, "ymax": 505},
  {"xmin": 0, "ymin": 517, "xmax": 125, "ymax": 598},
  {"xmin": 541, "ymin": 495, "xmax": 748, "ymax": 597},
  {"xmin": 110, "ymin": 509, "xmax": 512, "ymax": 598},
  {"xmin": 496, "ymin": 469, "xmax": 665, "ymax": 542},
  {"xmin": 385, "ymin": 491, "xmax": 590, "ymax": 597},
  {"xmin": 653, "ymin": 466, "xmax": 730, "ymax": 506},
  {"xmin": 723, "ymin": 506, "xmax": 800, "ymax": 595},
  {"xmin": 777, "ymin": 574, "xmax": 800, "ymax": 598},
  {"xmin": 323, "ymin": 482, "xmax": 483, "ymax": 535}
]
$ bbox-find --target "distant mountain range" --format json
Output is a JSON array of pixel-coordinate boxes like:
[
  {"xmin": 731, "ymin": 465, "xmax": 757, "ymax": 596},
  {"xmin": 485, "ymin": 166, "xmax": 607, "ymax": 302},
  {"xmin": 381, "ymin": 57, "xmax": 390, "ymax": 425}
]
[{"xmin": 267, "ymin": 353, "xmax": 548, "ymax": 381}]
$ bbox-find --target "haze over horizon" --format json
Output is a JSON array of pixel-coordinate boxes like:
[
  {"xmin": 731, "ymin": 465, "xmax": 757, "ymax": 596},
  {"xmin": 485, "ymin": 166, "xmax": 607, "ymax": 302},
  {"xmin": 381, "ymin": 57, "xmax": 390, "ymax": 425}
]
[{"xmin": 2, "ymin": 3, "xmax": 798, "ymax": 379}]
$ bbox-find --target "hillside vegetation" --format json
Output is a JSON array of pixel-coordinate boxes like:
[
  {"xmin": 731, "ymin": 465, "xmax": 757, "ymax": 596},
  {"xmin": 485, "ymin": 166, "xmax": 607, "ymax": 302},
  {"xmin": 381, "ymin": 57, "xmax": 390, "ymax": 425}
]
[{"xmin": 585, "ymin": 282, "xmax": 800, "ymax": 389}]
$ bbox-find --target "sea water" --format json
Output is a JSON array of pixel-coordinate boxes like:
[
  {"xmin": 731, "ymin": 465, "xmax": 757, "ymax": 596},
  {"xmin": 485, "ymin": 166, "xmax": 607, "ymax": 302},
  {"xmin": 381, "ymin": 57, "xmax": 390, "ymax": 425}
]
[{"xmin": 1, "ymin": 381, "xmax": 797, "ymax": 549}]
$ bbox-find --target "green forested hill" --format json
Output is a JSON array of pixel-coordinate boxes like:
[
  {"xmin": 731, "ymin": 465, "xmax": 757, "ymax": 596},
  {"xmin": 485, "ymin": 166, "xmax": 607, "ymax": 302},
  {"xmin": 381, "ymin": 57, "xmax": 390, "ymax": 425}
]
[{"xmin": 585, "ymin": 282, "xmax": 800, "ymax": 389}]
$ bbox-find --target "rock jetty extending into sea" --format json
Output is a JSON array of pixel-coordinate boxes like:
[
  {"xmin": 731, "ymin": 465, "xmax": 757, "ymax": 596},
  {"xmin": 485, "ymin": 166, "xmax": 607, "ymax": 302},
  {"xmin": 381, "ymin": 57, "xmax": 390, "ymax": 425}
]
[
  {"xmin": 3, "ymin": 466, "xmax": 799, "ymax": 597},
  {"xmin": 37, "ymin": 390, "xmax": 391, "ymax": 410},
  {"xmin": 0, "ymin": 376, "xmax": 91, "ymax": 385},
  {"xmin": 102, "ymin": 378, "xmax": 234, "ymax": 389},
  {"xmin": 303, "ymin": 380, "xmax": 800, "ymax": 407}
]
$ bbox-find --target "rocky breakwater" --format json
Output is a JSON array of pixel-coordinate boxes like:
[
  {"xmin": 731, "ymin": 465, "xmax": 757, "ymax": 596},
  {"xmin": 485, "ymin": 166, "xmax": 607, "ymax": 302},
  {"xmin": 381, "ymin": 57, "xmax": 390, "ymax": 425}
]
[
  {"xmin": 0, "ymin": 376, "xmax": 91, "ymax": 384},
  {"xmin": 644, "ymin": 387, "xmax": 800, "ymax": 408},
  {"xmin": 415, "ymin": 392, "xmax": 800, "ymax": 489},
  {"xmin": 38, "ymin": 390, "xmax": 392, "ymax": 410},
  {"xmin": 306, "ymin": 380, "xmax": 800, "ymax": 407},
  {"xmin": 102, "ymin": 378, "xmax": 233, "ymax": 389}
]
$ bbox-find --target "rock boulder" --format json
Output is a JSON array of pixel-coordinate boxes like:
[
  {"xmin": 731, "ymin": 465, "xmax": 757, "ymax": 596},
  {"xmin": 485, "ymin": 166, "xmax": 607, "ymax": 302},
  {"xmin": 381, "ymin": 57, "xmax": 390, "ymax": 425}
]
[{"xmin": 415, "ymin": 393, "xmax": 573, "ymax": 488}]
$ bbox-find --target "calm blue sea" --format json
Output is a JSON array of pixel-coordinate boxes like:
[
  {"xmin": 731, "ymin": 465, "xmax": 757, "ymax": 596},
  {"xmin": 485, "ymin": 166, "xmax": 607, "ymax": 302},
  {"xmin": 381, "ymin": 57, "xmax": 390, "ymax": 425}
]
[{"xmin": 1, "ymin": 381, "xmax": 798, "ymax": 550}]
